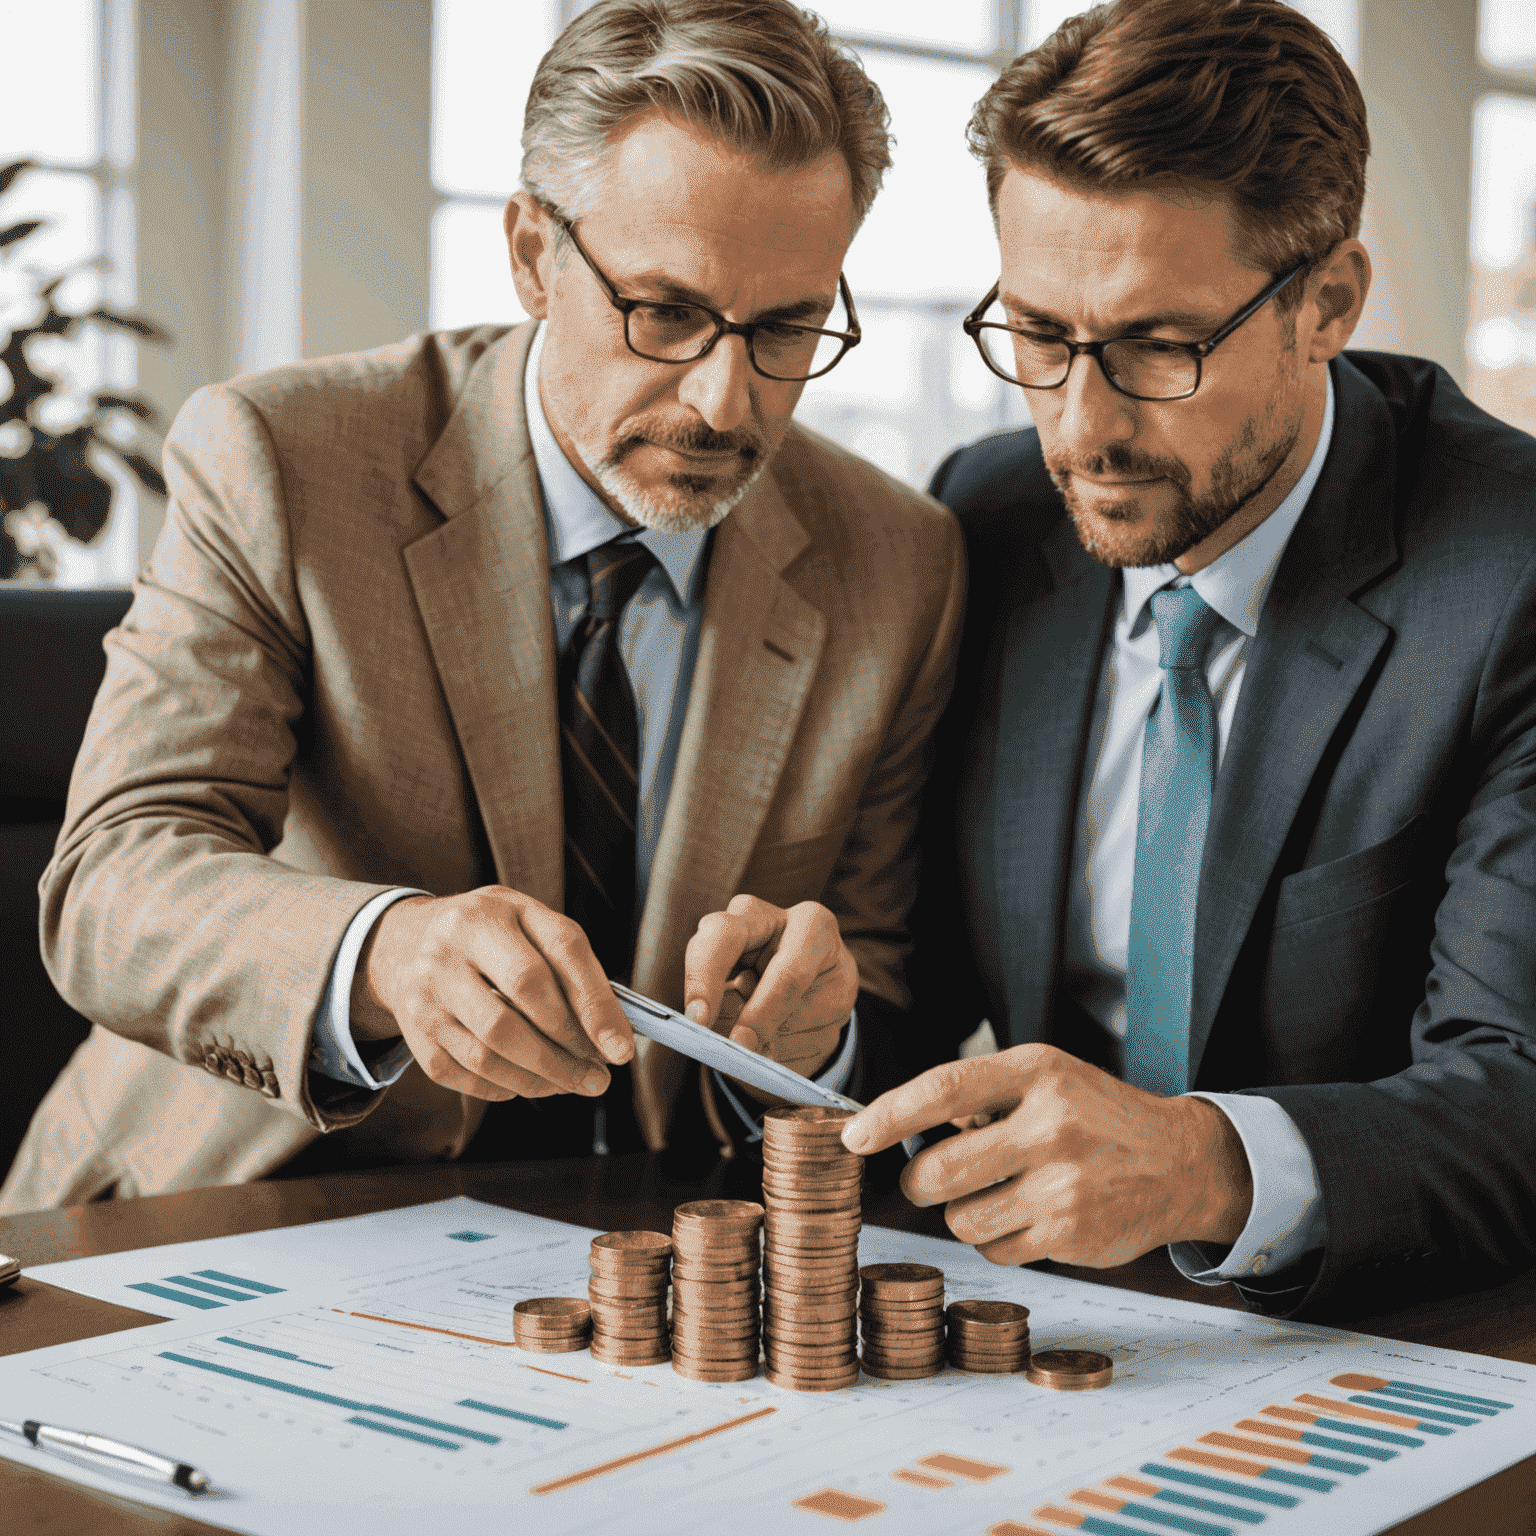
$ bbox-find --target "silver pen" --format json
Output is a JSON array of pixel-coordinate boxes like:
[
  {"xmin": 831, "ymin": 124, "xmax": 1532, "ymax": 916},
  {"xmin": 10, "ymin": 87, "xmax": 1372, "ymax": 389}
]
[{"xmin": 1, "ymin": 1417, "xmax": 209, "ymax": 1494}]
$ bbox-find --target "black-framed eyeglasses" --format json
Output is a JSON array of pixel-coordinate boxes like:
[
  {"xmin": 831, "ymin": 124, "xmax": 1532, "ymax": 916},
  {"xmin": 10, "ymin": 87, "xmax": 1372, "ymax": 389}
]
[
  {"xmin": 963, "ymin": 263, "xmax": 1306, "ymax": 402},
  {"xmin": 556, "ymin": 217, "xmax": 861, "ymax": 382}
]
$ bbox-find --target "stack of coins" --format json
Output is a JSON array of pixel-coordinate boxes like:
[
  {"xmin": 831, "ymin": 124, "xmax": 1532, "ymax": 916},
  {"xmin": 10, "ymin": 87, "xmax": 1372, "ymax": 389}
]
[
  {"xmin": 587, "ymin": 1231, "xmax": 672, "ymax": 1367},
  {"xmin": 669, "ymin": 1200, "xmax": 764, "ymax": 1382},
  {"xmin": 945, "ymin": 1299, "xmax": 1031, "ymax": 1373},
  {"xmin": 761, "ymin": 1106, "xmax": 863, "ymax": 1392},
  {"xmin": 859, "ymin": 1263, "xmax": 946, "ymax": 1380},
  {"xmin": 512, "ymin": 1297, "xmax": 592, "ymax": 1353},
  {"xmin": 1025, "ymin": 1348, "xmax": 1114, "ymax": 1391}
]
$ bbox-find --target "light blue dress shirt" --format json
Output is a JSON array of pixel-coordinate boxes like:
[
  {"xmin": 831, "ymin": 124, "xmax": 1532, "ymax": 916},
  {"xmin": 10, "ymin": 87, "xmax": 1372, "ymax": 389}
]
[
  {"xmin": 1064, "ymin": 373, "xmax": 1336, "ymax": 1289},
  {"xmin": 309, "ymin": 324, "xmax": 856, "ymax": 1127}
]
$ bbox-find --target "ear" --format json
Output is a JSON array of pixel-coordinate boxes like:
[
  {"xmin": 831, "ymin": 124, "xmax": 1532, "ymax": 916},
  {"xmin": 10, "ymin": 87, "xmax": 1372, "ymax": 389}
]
[
  {"xmin": 505, "ymin": 191, "xmax": 558, "ymax": 320},
  {"xmin": 1302, "ymin": 239, "xmax": 1372, "ymax": 364}
]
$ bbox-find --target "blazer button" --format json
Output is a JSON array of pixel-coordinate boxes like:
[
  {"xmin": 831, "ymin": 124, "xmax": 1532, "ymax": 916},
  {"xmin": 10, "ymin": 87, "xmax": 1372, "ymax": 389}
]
[
  {"xmin": 259, "ymin": 1070, "xmax": 280, "ymax": 1100},
  {"xmin": 224, "ymin": 1061, "xmax": 244, "ymax": 1084},
  {"xmin": 203, "ymin": 1050, "xmax": 222, "ymax": 1074},
  {"xmin": 241, "ymin": 1064, "xmax": 263, "ymax": 1090}
]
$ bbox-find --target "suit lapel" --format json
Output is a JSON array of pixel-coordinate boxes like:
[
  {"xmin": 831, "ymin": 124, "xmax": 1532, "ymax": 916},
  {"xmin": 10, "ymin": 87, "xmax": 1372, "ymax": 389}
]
[
  {"xmin": 405, "ymin": 324, "xmax": 565, "ymax": 909},
  {"xmin": 630, "ymin": 470, "xmax": 825, "ymax": 1144},
  {"xmin": 1189, "ymin": 358, "xmax": 1399, "ymax": 1080},
  {"xmin": 990, "ymin": 518, "xmax": 1115, "ymax": 1044}
]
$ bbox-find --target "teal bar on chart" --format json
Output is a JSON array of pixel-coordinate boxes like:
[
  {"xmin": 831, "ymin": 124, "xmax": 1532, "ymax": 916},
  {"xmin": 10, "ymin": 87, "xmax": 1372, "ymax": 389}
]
[
  {"xmin": 218, "ymin": 1335, "xmax": 332, "ymax": 1368},
  {"xmin": 1146, "ymin": 1466, "xmax": 1298, "ymax": 1509},
  {"xmin": 127, "ymin": 1282, "xmax": 224, "ymax": 1309},
  {"xmin": 195, "ymin": 1269, "xmax": 285, "ymax": 1294},
  {"xmin": 348, "ymin": 1416, "xmax": 460, "ymax": 1451},
  {"xmin": 457, "ymin": 1398, "xmax": 567, "ymax": 1430},
  {"xmin": 165, "ymin": 1274, "xmax": 263, "ymax": 1301}
]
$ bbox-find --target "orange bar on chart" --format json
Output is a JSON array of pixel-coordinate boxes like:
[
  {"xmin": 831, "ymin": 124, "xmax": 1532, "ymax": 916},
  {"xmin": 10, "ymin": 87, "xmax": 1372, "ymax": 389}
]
[
  {"xmin": 892, "ymin": 1469, "xmax": 951, "ymax": 1489},
  {"xmin": 1200, "ymin": 1431, "xmax": 1313, "ymax": 1465},
  {"xmin": 1106, "ymin": 1475, "xmax": 1163, "ymax": 1497},
  {"xmin": 919, "ymin": 1453, "xmax": 1012, "ymax": 1481},
  {"xmin": 988, "ymin": 1523, "xmax": 1057, "ymax": 1536},
  {"xmin": 793, "ymin": 1489, "xmax": 888, "ymax": 1521},
  {"xmin": 1168, "ymin": 1445, "xmax": 1271, "ymax": 1477},
  {"xmin": 1034, "ymin": 1505, "xmax": 1088, "ymax": 1527},
  {"xmin": 1295, "ymin": 1393, "xmax": 1420, "ymax": 1428}
]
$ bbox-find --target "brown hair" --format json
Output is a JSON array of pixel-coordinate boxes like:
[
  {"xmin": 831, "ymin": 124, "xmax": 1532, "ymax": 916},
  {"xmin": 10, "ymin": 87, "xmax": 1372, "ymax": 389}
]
[
  {"xmin": 969, "ymin": 0, "xmax": 1369, "ymax": 307},
  {"xmin": 523, "ymin": 0, "xmax": 892, "ymax": 230}
]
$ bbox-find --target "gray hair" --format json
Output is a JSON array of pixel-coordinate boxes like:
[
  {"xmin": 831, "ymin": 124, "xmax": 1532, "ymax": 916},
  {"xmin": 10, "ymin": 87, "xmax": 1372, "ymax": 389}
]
[{"xmin": 521, "ymin": 0, "xmax": 892, "ymax": 230}]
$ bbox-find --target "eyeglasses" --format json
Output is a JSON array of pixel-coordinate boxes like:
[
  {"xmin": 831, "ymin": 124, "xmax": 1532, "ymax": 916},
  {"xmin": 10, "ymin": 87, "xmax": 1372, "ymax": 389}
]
[
  {"xmin": 556, "ymin": 217, "xmax": 861, "ymax": 382},
  {"xmin": 962, "ymin": 264, "xmax": 1306, "ymax": 402}
]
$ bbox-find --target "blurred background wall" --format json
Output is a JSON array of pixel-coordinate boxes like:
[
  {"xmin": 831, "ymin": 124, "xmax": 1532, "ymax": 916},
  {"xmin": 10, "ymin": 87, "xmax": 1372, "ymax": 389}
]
[{"xmin": 1, "ymin": 0, "xmax": 1533, "ymax": 584}]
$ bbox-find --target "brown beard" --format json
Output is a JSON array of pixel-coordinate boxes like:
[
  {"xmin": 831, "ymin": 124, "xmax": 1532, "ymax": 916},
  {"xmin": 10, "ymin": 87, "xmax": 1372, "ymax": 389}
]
[{"xmin": 1049, "ymin": 398, "xmax": 1303, "ymax": 569}]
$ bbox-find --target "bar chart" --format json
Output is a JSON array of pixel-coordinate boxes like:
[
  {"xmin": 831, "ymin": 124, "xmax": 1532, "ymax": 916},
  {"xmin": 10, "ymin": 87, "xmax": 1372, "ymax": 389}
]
[{"xmin": 2, "ymin": 1202, "xmax": 1530, "ymax": 1536}]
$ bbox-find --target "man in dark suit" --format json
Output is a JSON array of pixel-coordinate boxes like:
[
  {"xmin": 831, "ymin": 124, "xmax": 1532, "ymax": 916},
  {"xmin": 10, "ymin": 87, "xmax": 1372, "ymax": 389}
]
[{"xmin": 843, "ymin": 0, "xmax": 1536, "ymax": 1317}]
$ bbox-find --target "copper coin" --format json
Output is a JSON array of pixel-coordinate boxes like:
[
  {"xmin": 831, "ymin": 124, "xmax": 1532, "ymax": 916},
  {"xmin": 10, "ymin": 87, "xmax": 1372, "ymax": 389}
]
[
  {"xmin": 763, "ymin": 1241, "xmax": 860, "ymax": 1259},
  {"xmin": 765, "ymin": 1368, "xmax": 859, "ymax": 1393},
  {"xmin": 763, "ymin": 1299, "xmax": 855, "ymax": 1324},
  {"xmin": 861, "ymin": 1359, "xmax": 945, "ymax": 1380},
  {"xmin": 760, "ymin": 1154, "xmax": 861, "ymax": 1175},
  {"xmin": 673, "ymin": 1199, "xmax": 764, "ymax": 1226},
  {"xmin": 949, "ymin": 1358, "xmax": 1028, "ymax": 1374},
  {"xmin": 670, "ymin": 1343, "xmax": 759, "ymax": 1367},
  {"xmin": 590, "ymin": 1314, "xmax": 669, "ymax": 1337},
  {"xmin": 671, "ymin": 1257, "xmax": 760, "ymax": 1279},
  {"xmin": 764, "ymin": 1319, "xmax": 856, "ymax": 1343},
  {"xmin": 671, "ymin": 1357, "xmax": 759, "ymax": 1383},
  {"xmin": 590, "ymin": 1328, "xmax": 670, "ymax": 1349},
  {"xmin": 514, "ymin": 1297, "xmax": 592, "ymax": 1321},
  {"xmin": 859, "ymin": 1264, "xmax": 944, "ymax": 1296},
  {"xmin": 766, "ymin": 1211, "xmax": 861, "ymax": 1231},
  {"xmin": 591, "ymin": 1231, "xmax": 672, "ymax": 1257},
  {"xmin": 588, "ymin": 1284, "xmax": 669, "ymax": 1308},
  {"xmin": 764, "ymin": 1105, "xmax": 857, "ymax": 1128},
  {"xmin": 860, "ymin": 1308, "xmax": 944, "ymax": 1327},
  {"xmin": 516, "ymin": 1337, "xmax": 590, "ymax": 1354},
  {"xmin": 764, "ymin": 1360, "xmax": 860, "ymax": 1383},
  {"xmin": 948, "ymin": 1341, "xmax": 1030, "ymax": 1359},
  {"xmin": 763, "ymin": 1343, "xmax": 857, "ymax": 1367},
  {"xmin": 947, "ymin": 1299, "xmax": 1028, "ymax": 1326},
  {"xmin": 591, "ymin": 1347, "xmax": 671, "ymax": 1367},
  {"xmin": 1025, "ymin": 1348, "xmax": 1113, "ymax": 1391},
  {"xmin": 671, "ymin": 1240, "xmax": 760, "ymax": 1263}
]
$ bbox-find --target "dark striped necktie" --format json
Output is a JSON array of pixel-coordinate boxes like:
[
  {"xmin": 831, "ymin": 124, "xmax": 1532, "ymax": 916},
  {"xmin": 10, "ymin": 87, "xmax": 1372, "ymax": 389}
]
[{"xmin": 559, "ymin": 538, "xmax": 657, "ymax": 981}]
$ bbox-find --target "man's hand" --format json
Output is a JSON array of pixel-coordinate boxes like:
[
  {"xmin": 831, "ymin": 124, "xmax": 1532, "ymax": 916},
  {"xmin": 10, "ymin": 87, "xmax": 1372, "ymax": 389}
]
[
  {"xmin": 840, "ymin": 1045, "xmax": 1253, "ymax": 1268},
  {"xmin": 683, "ymin": 896, "xmax": 857, "ymax": 1090},
  {"xmin": 351, "ymin": 887, "xmax": 634, "ymax": 1102}
]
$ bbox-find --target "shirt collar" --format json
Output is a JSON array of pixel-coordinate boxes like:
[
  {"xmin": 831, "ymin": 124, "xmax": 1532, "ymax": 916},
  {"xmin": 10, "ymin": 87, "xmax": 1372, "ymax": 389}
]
[
  {"xmin": 522, "ymin": 322, "xmax": 707, "ymax": 605},
  {"xmin": 1122, "ymin": 367, "xmax": 1336, "ymax": 640}
]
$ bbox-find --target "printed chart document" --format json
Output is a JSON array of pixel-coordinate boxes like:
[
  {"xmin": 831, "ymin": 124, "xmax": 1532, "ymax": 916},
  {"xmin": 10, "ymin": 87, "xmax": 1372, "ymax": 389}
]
[{"xmin": 5, "ymin": 1199, "xmax": 1531, "ymax": 1536}]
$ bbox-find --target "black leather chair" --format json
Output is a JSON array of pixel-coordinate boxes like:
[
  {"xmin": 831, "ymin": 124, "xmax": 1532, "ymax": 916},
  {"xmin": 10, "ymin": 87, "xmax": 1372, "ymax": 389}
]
[{"xmin": 0, "ymin": 586, "xmax": 134, "ymax": 1186}]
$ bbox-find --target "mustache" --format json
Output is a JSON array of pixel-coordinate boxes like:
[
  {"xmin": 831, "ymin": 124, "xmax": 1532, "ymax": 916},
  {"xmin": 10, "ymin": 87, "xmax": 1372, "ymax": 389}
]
[
  {"xmin": 1046, "ymin": 444, "xmax": 1192, "ymax": 492},
  {"xmin": 606, "ymin": 418, "xmax": 765, "ymax": 465}
]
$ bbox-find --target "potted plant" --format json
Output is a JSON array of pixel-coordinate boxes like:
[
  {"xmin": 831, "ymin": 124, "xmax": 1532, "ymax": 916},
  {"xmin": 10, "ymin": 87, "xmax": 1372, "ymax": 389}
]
[{"xmin": 0, "ymin": 157, "xmax": 172, "ymax": 581}]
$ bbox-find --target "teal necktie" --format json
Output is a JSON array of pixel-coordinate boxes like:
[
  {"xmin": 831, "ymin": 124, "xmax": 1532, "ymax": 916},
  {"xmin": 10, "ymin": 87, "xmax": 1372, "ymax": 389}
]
[{"xmin": 1125, "ymin": 585, "xmax": 1226, "ymax": 1095}]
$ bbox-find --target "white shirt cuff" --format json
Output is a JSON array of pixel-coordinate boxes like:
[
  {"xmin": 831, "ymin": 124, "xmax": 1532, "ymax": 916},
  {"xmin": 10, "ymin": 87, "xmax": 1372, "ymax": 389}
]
[
  {"xmin": 1168, "ymin": 1091, "xmax": 1328, "ymax": 1284},
  {"xmin": 308, "ymin": 888, "xmax": 429, "ymax": 1090},
  {"xmin": 711, "ymin": 1008, "xmax": 859, "ymax": 1143}
]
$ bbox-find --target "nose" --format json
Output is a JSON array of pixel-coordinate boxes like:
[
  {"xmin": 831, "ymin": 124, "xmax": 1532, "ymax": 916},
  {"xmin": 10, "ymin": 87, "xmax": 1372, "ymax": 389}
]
[
  {"xmin": 676, "ymin": 330, "xmax": 756, "ymax": 435},
  {"xmin": 1050, "ymin": 349, "xmax": 1138, "ymax": 460}
]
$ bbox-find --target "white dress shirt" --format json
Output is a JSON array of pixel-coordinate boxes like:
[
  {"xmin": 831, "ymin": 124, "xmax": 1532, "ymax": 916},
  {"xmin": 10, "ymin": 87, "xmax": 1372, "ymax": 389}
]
[
  {"xmin": 1063, "ymin": 373, "xmax": 1336, "ymax": 1287},
  {"xmin": 309, "ymin": 324, "xmax": 856, "ymax": 1126}
]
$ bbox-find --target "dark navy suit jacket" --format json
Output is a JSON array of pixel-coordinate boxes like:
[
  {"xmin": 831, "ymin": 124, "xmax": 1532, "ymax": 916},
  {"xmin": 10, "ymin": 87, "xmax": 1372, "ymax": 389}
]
[{"xmin": 909, "ymin": 352, "xmax": 1536, "ymax": 1318}]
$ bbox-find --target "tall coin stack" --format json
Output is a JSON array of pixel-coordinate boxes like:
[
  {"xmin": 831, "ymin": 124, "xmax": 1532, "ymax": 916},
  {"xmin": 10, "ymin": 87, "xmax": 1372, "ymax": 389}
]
[
  {"xmin": 669, "ymin": 1200, "xmax": 764, "ymax": 1382},
  {"xmin": 761, "ymin": 1105, "xmax": 863, "ymax": 1392},
  {"xmin": 859, "ymin": 1263, "xmax": 946, "ymax": 1380},
  {"xmin": 587, "ymin": 1231, "xmax": 672, "ymax": 1367},
  {"xmin": 945, "ymin": 1299, "xmax": 1030, "ymax": 1373}
]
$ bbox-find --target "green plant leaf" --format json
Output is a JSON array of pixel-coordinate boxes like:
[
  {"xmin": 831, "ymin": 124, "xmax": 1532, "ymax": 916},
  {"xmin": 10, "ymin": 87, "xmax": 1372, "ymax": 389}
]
[
  {"xmin": 86, "ymin": 307, "xmax": 173, "ymax": 343},
  {"xmin": 0, "ymin": 219, "xmax": 45, "ymax": 250},
  {"xmin": 0, "ymin": 160, "xmax": 34, "ymax": 198}
]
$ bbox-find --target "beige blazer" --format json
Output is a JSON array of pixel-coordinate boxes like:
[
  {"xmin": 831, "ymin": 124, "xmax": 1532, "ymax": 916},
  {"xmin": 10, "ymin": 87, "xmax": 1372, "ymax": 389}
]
[{"xmin": 2, "ymin": 322, "xmax": 963, "ymax": 1213}]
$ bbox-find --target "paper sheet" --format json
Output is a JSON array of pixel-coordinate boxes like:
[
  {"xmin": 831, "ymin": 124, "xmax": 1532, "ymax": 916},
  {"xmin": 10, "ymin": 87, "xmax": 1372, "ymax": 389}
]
[{"xmin": 7, "ymin": 1199, "xmax": 1532, "ymax": 1536}]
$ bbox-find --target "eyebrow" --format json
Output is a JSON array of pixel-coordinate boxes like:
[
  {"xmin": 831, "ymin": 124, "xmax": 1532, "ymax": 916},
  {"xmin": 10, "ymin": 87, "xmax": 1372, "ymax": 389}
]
[
  {"xmin": 998, "ymin": 290, "xmax": 1221, "ymax": 336},
  {"xmin": 622, "ymin": 272, "xmax": 836, "ymax": 326}
]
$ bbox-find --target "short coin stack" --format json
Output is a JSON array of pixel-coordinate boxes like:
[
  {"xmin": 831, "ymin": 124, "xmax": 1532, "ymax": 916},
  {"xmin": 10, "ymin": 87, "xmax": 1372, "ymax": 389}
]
[
  {"xmin": 761, "ymin": 1106, "xmax": 863, "ymax": 1392},
  {"xmin": 1025, "ymin": 1347, "xmax": 1114, "ymax": 1391},
  {"xmin": 859, "ymin": 1263, "xmax": 946, "ymax": 1380},
  {"xmin": 512, "ymin": 1296, "xmax": 592, "ymax": 1353},
  {"xmin": 587, "ymin": 1231, "xmax": 672, "ymax": 1367},
  {"xmin": 669, "ymin": 1200, "xmax": 764, "ymax": 1382},
  {"xmin": 945, "ymin": 1299, "xmax": 1031, "ymax": 1373}
]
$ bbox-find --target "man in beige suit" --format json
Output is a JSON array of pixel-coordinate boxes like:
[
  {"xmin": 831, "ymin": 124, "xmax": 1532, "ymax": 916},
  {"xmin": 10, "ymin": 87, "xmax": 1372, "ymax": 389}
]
[{"xmin": 2, "ymin": 0, "xmax": 963, "ymax": 1211}]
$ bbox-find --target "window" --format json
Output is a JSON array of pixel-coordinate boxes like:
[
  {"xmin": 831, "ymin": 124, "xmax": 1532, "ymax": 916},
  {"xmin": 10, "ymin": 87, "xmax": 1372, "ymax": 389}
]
[
  {"xmin": 1467, "ymin": 2, "xmax": 1536, "ymax": 435},
  {"xmin": 0, "ymin": 0, "xmax": 138, "ymax": 585}
]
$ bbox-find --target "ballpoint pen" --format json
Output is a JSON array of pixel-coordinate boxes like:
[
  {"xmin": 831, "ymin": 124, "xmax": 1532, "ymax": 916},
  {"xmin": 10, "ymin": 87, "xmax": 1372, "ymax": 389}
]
[{"xmin": 1, "ymin": 1417, "xmax": 210, "ymax": 1494}]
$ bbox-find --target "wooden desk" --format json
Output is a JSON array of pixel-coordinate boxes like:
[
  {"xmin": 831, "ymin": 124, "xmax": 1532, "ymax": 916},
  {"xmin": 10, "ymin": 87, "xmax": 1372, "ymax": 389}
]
[{"xmin": 3, "ymin": 1156, "xmax": 1533, "ymax": 1536}]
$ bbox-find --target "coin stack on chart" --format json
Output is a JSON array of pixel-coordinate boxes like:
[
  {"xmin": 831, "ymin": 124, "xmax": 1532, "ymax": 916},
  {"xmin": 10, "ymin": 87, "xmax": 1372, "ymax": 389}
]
[
  {"xmin": 512, "ymin": 1297, "xmax": 593, "ymax": 1353},
  {"xmin": 587, "ymin": 1231, "xmax": 672, "ymax": 1367},
  {"xmin": 859, "ymin": 1263, "xmax": 947, "ymax": 1380},
  {"xmin": 669, "ymin": 1200, "xmax": 764, "ymax": 1382},
  {"xmin": 1025, "ymin": 1348, "xmax": 1114, "ymax": 1391},
  {"xmin": 945, "ymin": 1299, "xmax": 1031, "ymax": 1372},
  {"xmin": 760, "ymin": 1105, "xmax": 863, "ymax": 1392}
]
